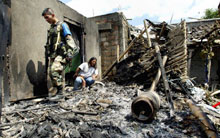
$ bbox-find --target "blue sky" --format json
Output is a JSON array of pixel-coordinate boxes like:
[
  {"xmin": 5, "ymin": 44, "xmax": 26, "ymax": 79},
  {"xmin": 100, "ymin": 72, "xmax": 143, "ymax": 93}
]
[
  {"xmin": 60, "ymin": 0, "xmax": 219, "ymax": 28},
  {"xmin": 60, "ymin": 0, "xmax": 71, "ymax": 3}
]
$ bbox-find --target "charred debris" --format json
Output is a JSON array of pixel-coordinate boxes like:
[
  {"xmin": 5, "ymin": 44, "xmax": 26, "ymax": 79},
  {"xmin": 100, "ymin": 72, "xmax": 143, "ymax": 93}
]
[{"xmin": 1, "ymin": 19, "xmax": 220, "ymax": 137}]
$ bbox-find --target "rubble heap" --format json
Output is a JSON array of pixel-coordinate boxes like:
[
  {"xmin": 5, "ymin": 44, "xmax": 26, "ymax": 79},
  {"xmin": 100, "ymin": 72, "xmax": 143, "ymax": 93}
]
[
  {"xmin": 114, "ymin": 21, "xmax": 187, "ymax": 86},
  {"xmin": 1, "ymin": 81, "xmax": 218, "ymax": 137}
]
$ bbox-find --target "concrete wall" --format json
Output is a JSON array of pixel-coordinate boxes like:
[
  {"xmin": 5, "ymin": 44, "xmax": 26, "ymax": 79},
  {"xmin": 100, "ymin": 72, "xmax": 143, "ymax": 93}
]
[
  {"xmin": 84, "ymin": 18, "xmax": 101, "ymax": 76},
  {"xmin": 90, "ymin": 12, "xmax": 129, "ymax": 78},
  {"xmin": 8, "ymin": 0, "xmax": 99, "ymax": 101},
  {"xmin": 118, "ymin": 13, "xmax": 129, "ymax": 59}
]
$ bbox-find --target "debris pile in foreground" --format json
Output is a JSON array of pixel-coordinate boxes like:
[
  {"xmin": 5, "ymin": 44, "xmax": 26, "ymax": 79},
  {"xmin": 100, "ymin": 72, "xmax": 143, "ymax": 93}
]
[{"xmin": 1, "ymin": 80, "xmax": 219, "ymax": 137}]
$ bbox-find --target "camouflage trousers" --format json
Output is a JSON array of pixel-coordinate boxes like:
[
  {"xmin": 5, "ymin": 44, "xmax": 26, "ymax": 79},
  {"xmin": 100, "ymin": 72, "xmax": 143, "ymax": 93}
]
[{"xmin": 49, "ymin": 55, "xmax": 66, "ymax": 87}]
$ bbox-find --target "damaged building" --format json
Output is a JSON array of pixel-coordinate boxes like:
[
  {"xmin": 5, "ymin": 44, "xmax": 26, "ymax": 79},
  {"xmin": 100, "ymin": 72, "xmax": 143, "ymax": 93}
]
[
  {"xmin": 6, "ymin": 0, "xmax": 102, "ymax": 102},
  {"xmin": 0, "ymin": 0, "xmax": 130, "ymax": 103},
  {"xmin": 187, "ymin": 18, "xmax": 220, "ymax": 86},
  {"xmin": 90, "ymin": 12, "xmax": 129, "ymax": 78},
  {"xmin": 0, "ymin": 0, "xmax": 220, "ymax": 137}
]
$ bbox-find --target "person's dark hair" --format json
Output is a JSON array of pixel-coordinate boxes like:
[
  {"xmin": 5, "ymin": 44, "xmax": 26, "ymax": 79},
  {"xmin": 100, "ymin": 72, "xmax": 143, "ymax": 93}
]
[
  {"xmin": 42, "ymin": 8, "xmax": 54, "ymax": 16},
  {"xmin": 218, "ymin": 2, "xmax": 220, "ymax": 9},
  {"xmin": 88, "ymin": 57, "xmax": 97, "ymax": 68}
]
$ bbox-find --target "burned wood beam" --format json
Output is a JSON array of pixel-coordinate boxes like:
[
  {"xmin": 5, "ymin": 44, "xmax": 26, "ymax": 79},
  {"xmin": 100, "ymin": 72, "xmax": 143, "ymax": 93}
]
[
  {"xmin": 150, "ymin": 55, "xmax": 168, "ymax": 92},
  {"xmin": 2, "ymin": 104, "xmax": 59, "ymax": 115},
  {"xmin": 114, "ymin": 20, "xmax": 188, "ymax": 85},
  {"xmin": 199, "ymin": 105, "xmax": 220, "ymax": 119},
  {"xmin": 59, "ymin": 110, "xmax": 98, "ymax": 116},
  {"xmin": 2, "ymin": 115, "xmax": 10, "ymax": 123},
  {"xmin": 200, "ymin": 27, "xmax": 220, "ymax": 40},
  {"xmin": 140, "ymin": 59, "xmax": 157, "ymax": 68},
  {"xmin": 167, "ymin": 59, "xmax": 187, "ymax": 67},
  {"xmin": 144, "ymin": 20, "xmax": 152, "ymax": 48},
  {"xmin": 169, "ymin": 50, "xmax": 187, "ymax": 60},
  {"xmin": 187, "ymin": 49, "xmax": 194, "ymax": 76},
  {"xmin": 186, "ymin": 99, "xmax": 219, "ymax": 138},
  {"xmin": 167, "ymin": 55, "xmax": 187, "ymax": 65},
  {"xmin": 155, "ymin": 44, "xmax": 174, "ymax": 117},
  {"xmin": 0, "ymin": 114, "xmax": 47, "ymax": 127},
  {"xmin": 29, "ymin": 111, "xmax": 39, "ymax": 117},
  {"xmin": 167, "ymin": 58, "xmax": 187, "ymax": 67},
  {"xmin": 157, "ymin": 22, "xmax": 166, "ymax": 41},
  {"xmin": 9, "ymin": 94, "xmax": 49, "ymax": 103},
  {"xmin": 16, "ymin": 112, "xmax": 25, "ymax": 119},
  {"xmin": 166, "ymin": 61, "xmax": 188, "ymax": 72},
  {"xmin": 168, "ymin": 44, "xmax": 185, "ymax": 54}
]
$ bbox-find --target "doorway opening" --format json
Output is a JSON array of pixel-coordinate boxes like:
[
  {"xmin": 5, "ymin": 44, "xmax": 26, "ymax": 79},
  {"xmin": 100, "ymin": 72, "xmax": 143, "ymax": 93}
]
[{"xmin": 64, "ymin": 18, "xmax": 85, "ymax": 86}]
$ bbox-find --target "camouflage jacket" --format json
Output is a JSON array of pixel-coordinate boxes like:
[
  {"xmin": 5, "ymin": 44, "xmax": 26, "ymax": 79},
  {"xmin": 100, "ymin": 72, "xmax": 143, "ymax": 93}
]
[{"xmin": 46, "ymin": 21, "xmax": 79, "ymax": 59}]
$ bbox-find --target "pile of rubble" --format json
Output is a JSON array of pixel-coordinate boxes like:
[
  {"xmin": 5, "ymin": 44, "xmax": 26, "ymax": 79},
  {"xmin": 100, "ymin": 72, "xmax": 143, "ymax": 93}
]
[
  {"xmin": 114, "ymin": 21, "xmax": 187, "ymax": 86},
  {"xmin": 1, "ymin": 80, "xmax": 219, "ymax": 138}
]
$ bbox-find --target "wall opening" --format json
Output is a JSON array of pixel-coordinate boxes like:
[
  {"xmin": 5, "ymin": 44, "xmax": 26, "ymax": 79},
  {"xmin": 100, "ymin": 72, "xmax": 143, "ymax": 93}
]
[{"xmin": 64, "ymin": 20, "xmax": 84, "ymax": 86}]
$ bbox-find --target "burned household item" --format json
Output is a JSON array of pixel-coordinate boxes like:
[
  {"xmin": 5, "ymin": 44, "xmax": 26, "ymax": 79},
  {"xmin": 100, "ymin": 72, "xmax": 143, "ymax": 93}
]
[
  {"xmin": 131, "ymin": 91, "xmax": 160, "ymax": 121},
  {"xmin": 131, "ymin": 55, "xmax": 167, "ymax": 121},
  {"xmin": 131, "ymin": 24, "xmax": 165, "ymax": 121}
]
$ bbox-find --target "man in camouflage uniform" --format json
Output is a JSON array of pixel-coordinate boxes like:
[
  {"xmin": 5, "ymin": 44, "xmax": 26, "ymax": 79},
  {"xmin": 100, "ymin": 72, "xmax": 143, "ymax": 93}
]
[{"xmin": 42, "ymin": 8, "xmax": 79, "ymax": 94}]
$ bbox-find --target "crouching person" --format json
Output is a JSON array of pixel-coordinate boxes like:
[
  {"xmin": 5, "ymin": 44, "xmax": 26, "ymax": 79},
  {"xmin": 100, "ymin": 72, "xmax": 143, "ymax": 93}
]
[{"xmin": 73, "ymin": 57, "xmax": 98, "ymax": 90}]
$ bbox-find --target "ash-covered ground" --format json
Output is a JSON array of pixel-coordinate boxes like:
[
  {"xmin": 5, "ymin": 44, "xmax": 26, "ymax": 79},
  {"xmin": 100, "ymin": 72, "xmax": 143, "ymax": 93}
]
[{"xmin": 1, "ymin": 80, "xmax": 216, "ymax": 138}]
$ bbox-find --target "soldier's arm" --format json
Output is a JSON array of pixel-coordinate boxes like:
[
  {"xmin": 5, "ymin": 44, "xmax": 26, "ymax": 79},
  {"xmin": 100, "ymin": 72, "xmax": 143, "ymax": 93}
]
[
  {"xmin": 65, "ymin": 35, "xmax": 79, "ymax": 52},
  {"xmin": 61, "ymin": 23, "xmax": 80, "ymax": 56}
]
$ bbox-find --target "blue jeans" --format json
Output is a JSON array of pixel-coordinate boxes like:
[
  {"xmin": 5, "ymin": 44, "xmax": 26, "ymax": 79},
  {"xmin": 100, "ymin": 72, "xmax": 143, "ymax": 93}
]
[{"xmin": 74, "ymin": 76, "xmax": 95, "ymax": 90}]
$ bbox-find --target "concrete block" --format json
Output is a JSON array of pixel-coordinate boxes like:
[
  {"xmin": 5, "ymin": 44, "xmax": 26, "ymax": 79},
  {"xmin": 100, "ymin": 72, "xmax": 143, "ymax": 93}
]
[
  {"xmin": 103, "ymin": 42, "xmax": 109, "ymax": 46},
  {"xmin": 100, "ymin": 37, "xmax": 107, "ymax": 42},
  {"xmin": 98, "ymin": 23, "xmax": 112, "ymax": 31}
]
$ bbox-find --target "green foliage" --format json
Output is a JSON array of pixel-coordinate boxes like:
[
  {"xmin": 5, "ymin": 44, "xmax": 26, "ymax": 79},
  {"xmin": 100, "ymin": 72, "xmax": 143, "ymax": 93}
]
[{"xmin": 202, "ymin": 8, "xmax": 220, "ymax": 19}]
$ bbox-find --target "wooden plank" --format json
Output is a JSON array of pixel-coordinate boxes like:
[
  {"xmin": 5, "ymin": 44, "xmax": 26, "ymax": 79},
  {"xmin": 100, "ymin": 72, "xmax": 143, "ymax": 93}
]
[
  {"xmin": 167, "ymin": 55, "xmax": 187, "ymax": 65},
  {"xmin": 155, "ymin": 44, "xmax": 174, "ymax": 117},
  {"xmin": 187, "ymin": 99, "xmax": 219, "ymax": 138},
  {"xmin": 187, "ymin": 49, "xmax": 194, "ymax": 76},
  {"xmin": 150, "ymin": 56, "xmax": 168, "ymax": 91},
  {"xmin": 144, "ymin": 20, "xmax": 152, "ymax": 48},
  {"xmin": 117, "ymin": 45, "xmax": 120, "ymax": 62},
  {"xmin": 2, "ymin": 104, "xmax": 59, "ymax": 115}
]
